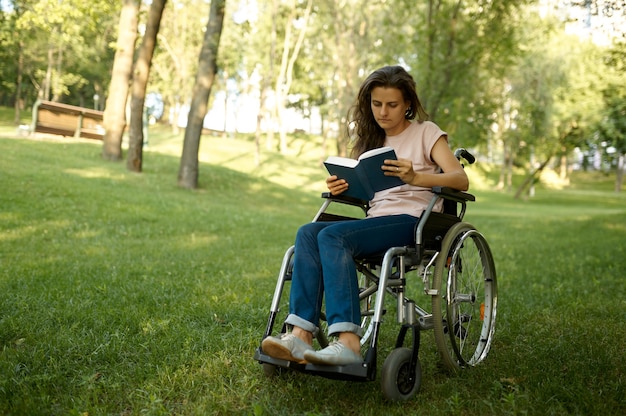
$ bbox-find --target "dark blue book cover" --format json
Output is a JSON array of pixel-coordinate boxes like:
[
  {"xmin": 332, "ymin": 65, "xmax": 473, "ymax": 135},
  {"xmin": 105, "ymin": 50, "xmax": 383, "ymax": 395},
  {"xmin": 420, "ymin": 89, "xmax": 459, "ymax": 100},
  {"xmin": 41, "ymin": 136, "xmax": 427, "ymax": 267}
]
[{"xmin": 323, "ymin": 147, "xmax": 404, "ymax": 201}]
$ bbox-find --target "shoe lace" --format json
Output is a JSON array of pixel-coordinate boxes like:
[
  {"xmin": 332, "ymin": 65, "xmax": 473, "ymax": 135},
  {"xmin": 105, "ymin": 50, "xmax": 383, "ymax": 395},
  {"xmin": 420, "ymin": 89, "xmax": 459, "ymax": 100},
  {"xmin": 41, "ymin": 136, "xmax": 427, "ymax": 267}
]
[{"xmin": 325, "ymin": 341, "xmax": 345, "ymax": 353}]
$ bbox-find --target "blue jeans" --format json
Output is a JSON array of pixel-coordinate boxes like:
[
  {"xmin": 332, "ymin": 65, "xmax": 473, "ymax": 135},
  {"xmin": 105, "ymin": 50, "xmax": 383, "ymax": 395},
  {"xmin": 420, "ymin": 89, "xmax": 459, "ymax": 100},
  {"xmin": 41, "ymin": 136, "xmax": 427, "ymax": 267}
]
[{"xmin": 285, "ymin": 214, "xmax": 419, "ymax": 337}]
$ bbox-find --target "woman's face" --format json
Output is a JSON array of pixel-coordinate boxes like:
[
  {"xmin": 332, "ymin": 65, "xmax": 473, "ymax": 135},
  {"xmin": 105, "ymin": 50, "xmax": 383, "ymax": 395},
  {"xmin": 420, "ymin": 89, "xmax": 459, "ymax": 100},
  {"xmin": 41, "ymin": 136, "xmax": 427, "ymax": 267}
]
[{"xmin": 370, "ymin": 86, "xmax": 410, "ymax": 136}]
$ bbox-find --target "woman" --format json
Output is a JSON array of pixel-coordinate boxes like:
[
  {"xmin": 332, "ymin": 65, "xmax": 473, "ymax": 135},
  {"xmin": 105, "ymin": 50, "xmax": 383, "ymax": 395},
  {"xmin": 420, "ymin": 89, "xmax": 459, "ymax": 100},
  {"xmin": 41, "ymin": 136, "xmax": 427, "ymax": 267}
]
[{"xmin": 262, "ymin": 65, "xmax": 469, "ymax": 365}]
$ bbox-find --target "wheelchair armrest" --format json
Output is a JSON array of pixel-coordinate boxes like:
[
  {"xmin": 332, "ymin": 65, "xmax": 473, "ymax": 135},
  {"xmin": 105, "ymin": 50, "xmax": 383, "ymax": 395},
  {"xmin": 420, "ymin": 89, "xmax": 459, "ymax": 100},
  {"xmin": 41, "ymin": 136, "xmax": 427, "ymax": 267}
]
[
  {"xmin": 321, "ymin": 192, "xmax": 370, "ymax": 210},
  {"xmin": 431, "ymin": 186, "xmax": 475, "ymax": 203},
  {"xmin": 312, "ymin": 192, "xmax": 369, "ymax": 222}
]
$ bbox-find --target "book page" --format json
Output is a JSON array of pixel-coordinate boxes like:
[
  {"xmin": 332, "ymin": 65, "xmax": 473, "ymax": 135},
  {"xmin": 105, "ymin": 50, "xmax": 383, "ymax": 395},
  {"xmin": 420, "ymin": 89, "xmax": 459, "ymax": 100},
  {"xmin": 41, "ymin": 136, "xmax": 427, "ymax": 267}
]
[
  {"xmin": 324, "ymin": 146, "xmax": 402, "ymax": 200},
  {"xmin": 358, "ymin": 146, "xmax": 395, "ymax": 160},
  {"xmin": 324, "ymin": 156, "xmax": 358, "ymax": 168}
]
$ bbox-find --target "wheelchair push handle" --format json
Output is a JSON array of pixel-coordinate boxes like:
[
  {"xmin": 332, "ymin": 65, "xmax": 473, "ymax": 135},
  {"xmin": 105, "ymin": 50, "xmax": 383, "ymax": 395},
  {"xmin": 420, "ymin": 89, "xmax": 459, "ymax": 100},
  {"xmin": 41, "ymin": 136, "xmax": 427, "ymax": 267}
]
[{"xmin": 454, "ymin": 148, "xmax": 475, "ymax": 164}]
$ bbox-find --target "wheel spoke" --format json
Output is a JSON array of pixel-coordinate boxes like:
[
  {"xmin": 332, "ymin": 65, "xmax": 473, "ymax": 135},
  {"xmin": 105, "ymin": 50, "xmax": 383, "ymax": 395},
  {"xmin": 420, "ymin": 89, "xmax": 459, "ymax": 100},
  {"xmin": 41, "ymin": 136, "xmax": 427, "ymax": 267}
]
[{"xmin": 432, "ymin": 223, "xmax": 497, "ymax": 371}]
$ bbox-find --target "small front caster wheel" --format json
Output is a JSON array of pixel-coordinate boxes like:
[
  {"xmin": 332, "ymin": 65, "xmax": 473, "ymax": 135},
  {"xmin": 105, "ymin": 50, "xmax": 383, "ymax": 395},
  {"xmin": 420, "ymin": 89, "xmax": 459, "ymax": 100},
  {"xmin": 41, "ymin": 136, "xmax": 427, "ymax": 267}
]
[{"xmin": 381, "ymin": 347, "xmax": 421, "ymax": 401}]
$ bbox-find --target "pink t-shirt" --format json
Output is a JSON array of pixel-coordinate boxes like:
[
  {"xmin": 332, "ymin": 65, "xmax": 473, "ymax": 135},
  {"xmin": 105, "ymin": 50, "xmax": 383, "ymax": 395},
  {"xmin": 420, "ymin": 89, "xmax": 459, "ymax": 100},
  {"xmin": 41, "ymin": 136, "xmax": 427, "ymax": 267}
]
[{"xmin": 367, "ymin": 121, "xmax": 446, "ymax": 218}]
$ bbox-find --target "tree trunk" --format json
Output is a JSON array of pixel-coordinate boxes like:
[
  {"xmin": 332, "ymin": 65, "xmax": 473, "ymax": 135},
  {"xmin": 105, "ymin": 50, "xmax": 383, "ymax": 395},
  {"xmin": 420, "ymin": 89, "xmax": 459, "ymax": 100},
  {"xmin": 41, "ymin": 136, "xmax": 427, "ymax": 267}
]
[
  {"xmin": 497, "ymin": 141, "xmax": 512, "ymax": 191},
  {"xmin": 506, "ymin": 147, "xmax": 514, "ymax": 191},
  {"xmin": 102, "ymin": 0, "xmax": 139, "ymax": 161},
  {"xmin": 177, "ymin": 0, "xmax": 226, "ymax": 189},
  {"xmin": 616, "ymin": 153, "xmax": 624, "ymax": 193},
  {"xmin": 14, "ymin": 40, "xmax": 24, "ymax": 125},
  {"xmin": 42, "ymin": 44, "xmax": 53, "ymax": 100},
  {"xmin": 331, "ymin": 0, "xmax": 361, "ymax": 157},
  {"xmin": 127, "ymin": 0, "xmax": 167, "ymax": 172},
  {"xmin": 274, "ymin": 0, "xmax": 312, "ymax": 154},
  {"xmin": 514, "ymin": 155, "xmax": 552, "ymax": 200},
  {"xmin": 255, "ymin": 80, "xmax": 267, "ymax": 166},
  {"xmin": 265, "ymin": 0, "xmax": 277, "ymax": 152},
  {"xmin": 51, "ymin": 44, "xmax": 64, "ymax": 102}
]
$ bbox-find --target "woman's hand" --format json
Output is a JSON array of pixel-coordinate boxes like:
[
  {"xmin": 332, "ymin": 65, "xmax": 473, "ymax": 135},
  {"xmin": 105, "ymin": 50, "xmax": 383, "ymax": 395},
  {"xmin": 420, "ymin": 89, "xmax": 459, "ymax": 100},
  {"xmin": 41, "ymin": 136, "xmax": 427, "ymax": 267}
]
[
  {"xmin": 326, "ymin": 175, "xmax": 349, "ymax": 195},
  {"xmin": 382, "ymin": 158, "xmax": 416, "ymax": 184},
  {"xmin": 381, "ymin": 137, "xmax": 469, "ymax": 190}
]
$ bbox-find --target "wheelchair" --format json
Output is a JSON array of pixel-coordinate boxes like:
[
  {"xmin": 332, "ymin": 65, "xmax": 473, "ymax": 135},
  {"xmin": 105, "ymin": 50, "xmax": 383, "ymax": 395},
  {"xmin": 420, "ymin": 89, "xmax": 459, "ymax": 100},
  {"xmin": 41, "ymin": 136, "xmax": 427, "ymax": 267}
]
[{"xmin": 253, "ymin": 149, "xmax": 497, "ymax": 401}]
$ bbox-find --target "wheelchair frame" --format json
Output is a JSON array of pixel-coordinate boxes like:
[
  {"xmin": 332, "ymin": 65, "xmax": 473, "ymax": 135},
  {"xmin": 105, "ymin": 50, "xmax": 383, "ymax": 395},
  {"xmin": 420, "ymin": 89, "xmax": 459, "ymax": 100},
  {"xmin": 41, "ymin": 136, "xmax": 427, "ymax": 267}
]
[{"xmin": 254, "ymin": 150, "xmax": 497, "ymax": 401}]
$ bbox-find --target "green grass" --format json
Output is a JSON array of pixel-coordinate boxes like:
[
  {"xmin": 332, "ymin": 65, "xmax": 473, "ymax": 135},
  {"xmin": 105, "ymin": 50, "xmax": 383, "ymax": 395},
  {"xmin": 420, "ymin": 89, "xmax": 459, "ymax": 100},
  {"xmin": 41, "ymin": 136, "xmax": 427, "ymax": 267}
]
[{"xmin": 1, "ymin": 123, "xmax": 625, "ymax": 415}]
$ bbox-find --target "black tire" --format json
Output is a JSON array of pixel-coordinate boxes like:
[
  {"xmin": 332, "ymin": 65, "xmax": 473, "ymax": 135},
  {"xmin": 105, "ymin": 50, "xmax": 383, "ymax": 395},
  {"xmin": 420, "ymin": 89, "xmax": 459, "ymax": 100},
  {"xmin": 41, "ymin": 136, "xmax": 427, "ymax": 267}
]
[
  {"xmin": 381, "ymin": 348, "xmax": 421, "ymax": 401},
  {"xmin": 432, "ymin": 222, "xmax": 497, "ymax": 371}
]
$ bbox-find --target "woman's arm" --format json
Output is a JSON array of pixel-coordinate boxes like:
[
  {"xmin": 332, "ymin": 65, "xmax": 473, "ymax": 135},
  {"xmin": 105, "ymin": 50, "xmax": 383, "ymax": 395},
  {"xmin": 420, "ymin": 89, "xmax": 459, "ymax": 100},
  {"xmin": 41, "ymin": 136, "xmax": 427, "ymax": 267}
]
[{"xmin": 383, "ymin": 136, "xmax": 470, "ymax": 191}]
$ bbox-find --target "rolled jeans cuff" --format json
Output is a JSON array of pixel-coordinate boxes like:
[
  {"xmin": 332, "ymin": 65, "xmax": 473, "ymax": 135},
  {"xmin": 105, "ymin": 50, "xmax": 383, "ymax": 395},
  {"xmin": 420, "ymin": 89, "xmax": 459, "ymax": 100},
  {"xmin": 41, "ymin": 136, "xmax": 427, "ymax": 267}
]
[
  {"xmin": 285, "ymin": 314, "xmax": 319, "ymax": 337},
  {"xmin": 328, "ymin": 322, "xmax": 363, "ymax": 338}
]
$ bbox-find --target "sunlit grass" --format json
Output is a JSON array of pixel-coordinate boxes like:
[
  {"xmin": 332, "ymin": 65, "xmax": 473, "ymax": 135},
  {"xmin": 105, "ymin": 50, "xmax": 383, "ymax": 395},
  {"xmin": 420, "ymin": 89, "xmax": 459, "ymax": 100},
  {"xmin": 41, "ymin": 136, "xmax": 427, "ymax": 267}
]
[{"xmin": 1, "ymin": 123, "xmax": 625, "ymax": 415}]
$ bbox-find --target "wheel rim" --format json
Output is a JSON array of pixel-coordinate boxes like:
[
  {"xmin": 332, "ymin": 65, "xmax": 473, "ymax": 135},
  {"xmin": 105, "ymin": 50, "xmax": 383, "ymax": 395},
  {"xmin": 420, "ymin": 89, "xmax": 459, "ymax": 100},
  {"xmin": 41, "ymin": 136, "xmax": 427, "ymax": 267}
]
[
  {"xmin": 432, "ymin": 222, "xmax": 497, "ymax": 370},
  {"xmin": 396, "ymin": 362, "xmax": 417, "ymax": 394},
  {"xmin": 445, "ymin": 229, "xmax": 497, "ymax": 366}
]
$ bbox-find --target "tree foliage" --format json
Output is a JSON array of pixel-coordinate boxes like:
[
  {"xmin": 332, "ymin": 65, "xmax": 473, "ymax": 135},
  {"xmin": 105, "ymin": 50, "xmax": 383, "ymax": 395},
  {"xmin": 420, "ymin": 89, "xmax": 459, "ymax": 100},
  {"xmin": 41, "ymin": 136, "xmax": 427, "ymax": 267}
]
[
  {"xmin": 12, "ymin": 0, "xmax": 117, "ymax": 105},
  {"xmin": 1, "ymin": 0, "xmax": 624, "ymax": 191},
  {"xmin": 597, "ymin": 40, "xmax": 626, "ymax": 191}
]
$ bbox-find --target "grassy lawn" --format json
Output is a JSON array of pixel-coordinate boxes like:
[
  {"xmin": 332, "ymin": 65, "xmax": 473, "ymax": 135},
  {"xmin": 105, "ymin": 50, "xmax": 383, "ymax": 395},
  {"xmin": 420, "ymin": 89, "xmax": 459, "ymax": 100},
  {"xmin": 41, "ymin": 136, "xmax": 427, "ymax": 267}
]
[{"xmin": 1, "ymin": 119, "xmax": 625, "ymax": 415}]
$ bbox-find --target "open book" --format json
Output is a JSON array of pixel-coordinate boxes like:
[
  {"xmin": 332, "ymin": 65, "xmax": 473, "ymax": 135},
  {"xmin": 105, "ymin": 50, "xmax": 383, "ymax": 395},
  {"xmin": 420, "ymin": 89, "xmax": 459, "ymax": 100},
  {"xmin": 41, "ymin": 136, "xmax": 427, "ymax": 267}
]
[{"xmin": 324, "ymin": 146, "xmax": 404, "ymax": 201}]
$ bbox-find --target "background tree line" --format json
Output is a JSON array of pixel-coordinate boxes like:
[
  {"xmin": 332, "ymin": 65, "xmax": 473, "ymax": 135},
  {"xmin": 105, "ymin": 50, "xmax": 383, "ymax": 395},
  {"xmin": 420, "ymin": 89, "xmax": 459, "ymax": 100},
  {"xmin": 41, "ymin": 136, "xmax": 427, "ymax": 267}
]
[{"xmin": 0, "ymin": 0, "xmax": 624, "ymax": 192}]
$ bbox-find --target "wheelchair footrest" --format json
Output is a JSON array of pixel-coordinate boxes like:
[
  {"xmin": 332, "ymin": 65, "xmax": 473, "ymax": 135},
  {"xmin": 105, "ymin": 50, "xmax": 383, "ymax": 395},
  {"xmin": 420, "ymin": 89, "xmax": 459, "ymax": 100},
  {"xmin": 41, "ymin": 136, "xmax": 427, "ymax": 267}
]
[
  {"xmin": 254, "ymin": 348, "xmax": 374, "ymax": 382},
  {"xmin": 303, "ymin": 361, "xmax": 371, "ymax": 382},
  {"xmin": 254, "ymin": 349, "xmax": 307, "ymax": 371}
]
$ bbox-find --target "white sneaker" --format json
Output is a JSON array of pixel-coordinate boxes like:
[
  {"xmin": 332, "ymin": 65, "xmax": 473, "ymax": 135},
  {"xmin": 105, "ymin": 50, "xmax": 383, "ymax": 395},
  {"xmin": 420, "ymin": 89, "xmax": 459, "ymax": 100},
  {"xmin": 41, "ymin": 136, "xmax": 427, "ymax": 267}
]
[
  {"xmin": 261, "ymin": 333, "xmax": 314, "ymax": 364},
  {"xmin": 303, "ymin": 341, "xmax": 362, "ymax": 366}
]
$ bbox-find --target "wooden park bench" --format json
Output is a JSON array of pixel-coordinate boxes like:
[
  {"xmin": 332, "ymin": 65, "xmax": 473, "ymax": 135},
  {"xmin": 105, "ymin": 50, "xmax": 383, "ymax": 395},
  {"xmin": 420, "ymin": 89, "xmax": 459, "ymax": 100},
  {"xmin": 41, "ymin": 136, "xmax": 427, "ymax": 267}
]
[{"xmin": 31, "ymin": 100, "xmax": 105, "ymax": 140}]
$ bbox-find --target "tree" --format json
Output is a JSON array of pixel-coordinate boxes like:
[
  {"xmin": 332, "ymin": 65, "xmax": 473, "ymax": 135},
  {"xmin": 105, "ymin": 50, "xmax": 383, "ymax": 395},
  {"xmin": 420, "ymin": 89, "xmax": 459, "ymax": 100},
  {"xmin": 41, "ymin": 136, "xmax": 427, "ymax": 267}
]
[
  {"xmin": 127, "ymin": 0, "xmax": 168, "ymax": 172},
  {"xmin": 71, "ymin": 1, "xmax": 119, "ymax": 109},
  {"xmin": 272, "ymin": 0, "xmax": 312, "ymax": 154},
  {"xmin": 2, "ymin": 0, "xmax": 116, "ymax": 118},
  {"xmin": 598, "ymin": 41, "xmax": 626, "ymax": 192},
  {"xmin": 16, "ymin": 0, "xmax": 80, "ymax": 102},
  {"xmin": 0, "ymin": 0, "xmax": 24, "ymax": 123},
  {"xmin": 503, "ymin": 8, "xmax": 609, "ymax": 198},
  {"xmin": 224, "ymin": 0, "xmax": 279, "ymax": 163},
  {"xmin": 324, "ymin": 0, "xmax": 382, "ymax": 156},
  {"xmin": 177, "ymin": 0, "xmax": 226, "ymax": 189},
  {"xmin": 149, "ymin": 0, "xmax": 207, "ymax": 134},
  {"xmin": 409, "ymin": 0, "xmax": 528, "ymax": 148},
  {"xmin": 304, "ymin": 0, "xmax": 403, "ymax": 156},
  {"xmin": 102, "ymin": 0, "xmax": 139, "ymax": 161}
]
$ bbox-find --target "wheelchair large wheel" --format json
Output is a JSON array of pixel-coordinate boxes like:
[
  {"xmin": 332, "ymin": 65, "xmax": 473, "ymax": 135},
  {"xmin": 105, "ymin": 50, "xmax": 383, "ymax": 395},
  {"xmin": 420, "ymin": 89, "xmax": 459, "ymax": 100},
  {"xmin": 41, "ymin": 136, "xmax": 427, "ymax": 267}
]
[
  {"xmin": 432, "ymin": 222, "xmax": 497, "ymax": 371},
  {"xmin": 381, "ymin": 347, "xmax": 421, "ymax": 401}
]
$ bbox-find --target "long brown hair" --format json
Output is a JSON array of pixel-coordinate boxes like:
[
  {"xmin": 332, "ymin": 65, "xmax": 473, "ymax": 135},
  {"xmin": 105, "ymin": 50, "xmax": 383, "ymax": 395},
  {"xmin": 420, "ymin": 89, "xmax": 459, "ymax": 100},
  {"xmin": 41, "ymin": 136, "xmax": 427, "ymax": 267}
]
[{"xmin": 347, "ymin": 66, "xmax": 428, "ymax": 158}]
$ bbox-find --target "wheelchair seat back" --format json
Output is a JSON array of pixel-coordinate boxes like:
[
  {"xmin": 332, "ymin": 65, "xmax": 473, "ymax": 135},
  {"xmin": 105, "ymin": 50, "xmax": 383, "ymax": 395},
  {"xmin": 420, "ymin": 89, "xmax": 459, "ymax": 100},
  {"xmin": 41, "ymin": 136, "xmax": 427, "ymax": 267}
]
[{"xmin": 419, "ymin": 211, "xmax": 460, "ymax": 252}]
